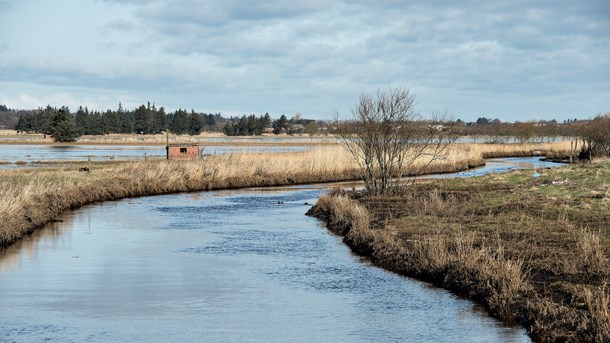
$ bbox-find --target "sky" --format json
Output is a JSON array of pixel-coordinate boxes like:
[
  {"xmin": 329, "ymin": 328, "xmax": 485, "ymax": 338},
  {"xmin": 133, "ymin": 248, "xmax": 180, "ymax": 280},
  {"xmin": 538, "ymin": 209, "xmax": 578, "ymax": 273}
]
[{"xmin": 0, "ymin": 0, "xmax": 609, "ymax": 122}]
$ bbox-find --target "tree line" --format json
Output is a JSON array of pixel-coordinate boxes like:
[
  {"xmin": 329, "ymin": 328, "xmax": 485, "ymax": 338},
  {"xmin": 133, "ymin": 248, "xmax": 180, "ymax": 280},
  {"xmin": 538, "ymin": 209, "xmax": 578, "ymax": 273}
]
[
  {"xmin": 222, "ymin": 114, "xmax": 307, "ymax": 136},
  {"xmin": 2, "ymin": 103, "xmax": 606, "ymax": 155},
  {"xmin": 13, "ymin": 103, "xmax": 221, "ymax": 137},
  {"xmin": 0, "ymin": 103, "xmax": 330, "ymax": 141}
]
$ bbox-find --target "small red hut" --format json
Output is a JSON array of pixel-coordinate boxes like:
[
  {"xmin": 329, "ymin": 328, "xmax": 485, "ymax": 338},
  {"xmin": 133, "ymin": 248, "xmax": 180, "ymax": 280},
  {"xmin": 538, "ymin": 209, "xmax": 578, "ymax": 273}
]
[{"xmin": 166, "ymin": 144, "xmax": 200, "ymax": 160}]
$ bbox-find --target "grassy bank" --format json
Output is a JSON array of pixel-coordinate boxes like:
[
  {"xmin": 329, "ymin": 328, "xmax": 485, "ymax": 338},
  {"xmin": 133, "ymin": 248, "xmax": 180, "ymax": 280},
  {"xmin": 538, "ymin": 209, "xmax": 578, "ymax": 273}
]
[
  {"xmin": 308, "ymin": 160, "xmax": 610, "ymax": 342},
  {"xmin": 0, "ymin": 141, "xmax": 570, "ymax": 249},
  {"xmin": 1, "ymin": 144, "xmax": 485, "ymax": 248},
  {"xmin": 0, "ymin": 147, "xmax": 351, "ymax": 247}
]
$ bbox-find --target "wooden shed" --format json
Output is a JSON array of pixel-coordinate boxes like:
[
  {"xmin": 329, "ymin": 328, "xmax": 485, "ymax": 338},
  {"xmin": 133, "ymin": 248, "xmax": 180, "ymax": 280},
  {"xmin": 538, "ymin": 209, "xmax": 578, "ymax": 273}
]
[{"xmin": 166, "ymin": 144, "xmax": 200, "ymax": 160}]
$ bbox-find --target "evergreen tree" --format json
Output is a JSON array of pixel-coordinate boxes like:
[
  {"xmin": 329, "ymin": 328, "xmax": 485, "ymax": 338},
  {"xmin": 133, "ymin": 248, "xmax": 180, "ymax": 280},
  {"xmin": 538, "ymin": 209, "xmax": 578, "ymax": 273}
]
[
  {"xmin": 272, "ymin": 115, "xmax": 288, "ymax": 134},
  {"xmin": 152, "ymin": 106, "xmax": 167, "ymax": 134},
  {"xmin": 118, "ymin": 103, "xmax": 134, "ymax": 133},
  {"xmin": 75, "ymin": 106, "xmax": 88, "ymax": 134},
  {"xmin": 262, "ymin": 113, "xmax": 271, "ymax": 129},
  {"xmin": 88, "ymin": 111, "xmax": 105, "ymax": 135},
  {"xmin": 188, "ymin": 111, "xmax": 204, "ymax": 135},
  {"xmin": 102, "ymin": 109, "xmax": 121, "ymax": 134},
  {"xmin": 15, "ymin": 113, "xmax": 38, "ymax": 132},
  {"xmin": 223, "ymin": 122, "xmax": 236, "ymax": 136},
  {"xmin": 203, "ymin": 113, "xmax": 216, "ymax": 128},
  {"xmin": 170, "ymin": 109, "xmax": 189, "ymax": 134},
  {"xmin": 44, "ymin": 106, "xmax": 80, "ymax": 142},
  {"xmin": 134, "ymin": 104, "xmax": 149, "ymax": 134}
]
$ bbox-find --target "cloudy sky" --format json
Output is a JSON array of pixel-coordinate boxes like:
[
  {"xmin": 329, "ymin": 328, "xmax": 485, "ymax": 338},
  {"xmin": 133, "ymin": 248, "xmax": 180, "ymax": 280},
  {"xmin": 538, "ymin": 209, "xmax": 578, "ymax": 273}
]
[{"xmin": 0, "ymin": 0, "xmax": 608, "ymax": 121}]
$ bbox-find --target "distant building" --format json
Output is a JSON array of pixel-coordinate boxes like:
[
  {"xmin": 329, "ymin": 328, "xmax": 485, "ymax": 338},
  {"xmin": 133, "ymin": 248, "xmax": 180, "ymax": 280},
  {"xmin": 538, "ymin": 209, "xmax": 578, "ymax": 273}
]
[{"xmin": 166, "ymin": 144, "xmax": 199, "ymax": 160}]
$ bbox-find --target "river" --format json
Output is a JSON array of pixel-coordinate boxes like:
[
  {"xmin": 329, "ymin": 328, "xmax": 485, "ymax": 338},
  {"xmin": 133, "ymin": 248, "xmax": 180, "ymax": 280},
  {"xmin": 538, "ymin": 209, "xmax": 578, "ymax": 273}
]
[{"xmin": 0, "ymin": 157, "xmax": 559, "ymax": 342}]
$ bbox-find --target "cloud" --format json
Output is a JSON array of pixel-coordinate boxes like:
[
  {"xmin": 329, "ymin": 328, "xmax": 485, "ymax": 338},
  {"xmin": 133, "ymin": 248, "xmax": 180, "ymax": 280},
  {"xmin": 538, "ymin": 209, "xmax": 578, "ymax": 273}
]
[
  {"xmin": 0, "ymin": 92, "xmax": 132, "ymax": 112},
  {"xmin": 1, "ymin": 0, "xmax": 609, "ymax": 120}
]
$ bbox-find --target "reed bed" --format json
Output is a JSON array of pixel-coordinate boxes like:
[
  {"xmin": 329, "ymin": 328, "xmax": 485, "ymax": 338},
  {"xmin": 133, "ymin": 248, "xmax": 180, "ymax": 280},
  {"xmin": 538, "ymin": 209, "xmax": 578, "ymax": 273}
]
[
  {"xmin": 0, "ymin": 141, "xmax": 572, "ymax": 248},
  {"xmin": 0, "ymin": 147, "xmax": 357, "ymax": 247},
  {"xmin": 462, "ymin": 140, "xmax": 573, "ymax": 159}
]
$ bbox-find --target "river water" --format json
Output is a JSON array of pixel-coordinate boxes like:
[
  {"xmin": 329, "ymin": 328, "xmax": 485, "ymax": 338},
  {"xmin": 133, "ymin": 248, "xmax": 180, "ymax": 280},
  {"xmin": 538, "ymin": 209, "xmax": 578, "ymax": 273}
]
[{"xmin": 0, "ymin": 158, "xmax": 558, "ymax": 342}]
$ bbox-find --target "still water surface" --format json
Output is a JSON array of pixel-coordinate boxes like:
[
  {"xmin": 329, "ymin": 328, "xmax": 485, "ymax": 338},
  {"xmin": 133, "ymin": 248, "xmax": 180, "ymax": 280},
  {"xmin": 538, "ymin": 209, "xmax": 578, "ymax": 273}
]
[
  {"xmin": 0, "ymin": 144, "xmax": 310, "ymax": 169},
  {"xmin": 0, "ymin": 158, "xmax": 558, "ymax": 342}
]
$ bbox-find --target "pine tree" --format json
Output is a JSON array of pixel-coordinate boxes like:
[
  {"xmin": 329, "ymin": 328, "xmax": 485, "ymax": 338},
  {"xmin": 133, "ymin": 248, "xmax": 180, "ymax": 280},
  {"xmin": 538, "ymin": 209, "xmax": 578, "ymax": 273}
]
[
  {"xmin": 272, "ymin": 115, "xmax": 288, "ymax": 134},
  {"xmin": 44, "ymin": 106, "xmax": 80, "ymax": 142},
  {"xmin": 188, "ymin": 111, "xmax": 204, "ymax": 135}
]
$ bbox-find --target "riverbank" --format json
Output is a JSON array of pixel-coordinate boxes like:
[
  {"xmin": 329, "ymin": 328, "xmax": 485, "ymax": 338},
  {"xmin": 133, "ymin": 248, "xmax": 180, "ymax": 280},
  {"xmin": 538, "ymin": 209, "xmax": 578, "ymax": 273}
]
[
  {"xmin": 1, "ymin": 145, "xmax": 482, "ymax": 248},
  {"xmin": 0, "ymin": 141, "xmax": 570, "ymax": 249},
  {"xmin": 307, "ymin": 160, "xmax": 610, "ymax": 342}
]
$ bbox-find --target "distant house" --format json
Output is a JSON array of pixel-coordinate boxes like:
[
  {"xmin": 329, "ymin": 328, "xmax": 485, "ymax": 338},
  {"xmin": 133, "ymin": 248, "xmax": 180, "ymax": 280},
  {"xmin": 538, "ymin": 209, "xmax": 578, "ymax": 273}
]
[{"xmin": 166, "ymin": 144, "xmax": 200, "ymax": 160}]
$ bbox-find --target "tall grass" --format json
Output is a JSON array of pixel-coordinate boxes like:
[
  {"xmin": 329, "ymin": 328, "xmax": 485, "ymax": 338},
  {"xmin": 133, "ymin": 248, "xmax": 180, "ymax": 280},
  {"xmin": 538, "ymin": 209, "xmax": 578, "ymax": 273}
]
[
  {"xmin": 0, "ymin": 148, "xmax": 358, "ymax": 247},
  {"xmin": 0, "ymin": 141, "xmax": 571, "ymax": 248},
  {"xmin": 468, "ymin": 141, "xmax": 573, "ymax": 159}
]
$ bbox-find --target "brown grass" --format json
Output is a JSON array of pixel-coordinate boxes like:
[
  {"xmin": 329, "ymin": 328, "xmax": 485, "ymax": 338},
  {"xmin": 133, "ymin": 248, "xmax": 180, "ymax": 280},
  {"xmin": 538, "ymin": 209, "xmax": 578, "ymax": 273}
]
[
  {"xmin": 0, "ymin": 141, "xmax": 573, "ymax": 248},
  {"xmin": 0, "ymin": 147, "xmax": 360, "ymax": 247},
  {"xmin": 469, "ymin": 140, "xmax": 573, "ymax": 159},
  {"xmin": 308, "ymin": 161, "xmax": 610, "ymax": 342}
]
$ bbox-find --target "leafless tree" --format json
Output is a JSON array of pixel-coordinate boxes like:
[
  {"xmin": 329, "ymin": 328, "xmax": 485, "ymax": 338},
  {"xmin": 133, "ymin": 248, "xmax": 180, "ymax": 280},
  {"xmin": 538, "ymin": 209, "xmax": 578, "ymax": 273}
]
[
  {"xmin": 337, "ymin": 87, "xmax": 456, "ymax": 196},
  {"xmin": 578, "ymin": 113, "xmax": 610, "ymax": 159}
]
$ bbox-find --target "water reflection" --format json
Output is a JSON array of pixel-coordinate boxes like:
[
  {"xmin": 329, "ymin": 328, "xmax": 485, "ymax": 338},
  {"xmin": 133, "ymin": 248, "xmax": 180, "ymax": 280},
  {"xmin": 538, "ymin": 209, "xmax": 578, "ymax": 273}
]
[
  {"xmin": 0, "ymin": 144, "xmax": 312, "ymax": 169},
  {"xmin": 0, "ymin": 219, "xmax": 73, "ymax": 274}
]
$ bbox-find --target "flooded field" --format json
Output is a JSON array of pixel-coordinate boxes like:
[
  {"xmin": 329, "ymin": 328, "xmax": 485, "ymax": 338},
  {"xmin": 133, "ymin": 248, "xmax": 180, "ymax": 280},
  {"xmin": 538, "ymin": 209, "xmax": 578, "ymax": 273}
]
[{"xmin": 0, "ymin": 144, "xmax": 310, "ymax": 169}]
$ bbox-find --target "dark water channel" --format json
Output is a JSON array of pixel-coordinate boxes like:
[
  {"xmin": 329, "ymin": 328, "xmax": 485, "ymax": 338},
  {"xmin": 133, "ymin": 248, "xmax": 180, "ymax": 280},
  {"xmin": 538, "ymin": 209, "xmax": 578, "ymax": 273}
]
[{"xmin": 0, "ymin": 157, "xmax": 560, "ymax": 342}]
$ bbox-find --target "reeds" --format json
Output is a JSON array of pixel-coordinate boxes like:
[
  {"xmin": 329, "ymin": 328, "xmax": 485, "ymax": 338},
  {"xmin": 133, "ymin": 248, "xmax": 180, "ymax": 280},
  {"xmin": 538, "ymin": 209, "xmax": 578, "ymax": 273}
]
[
  {"xmin": 0, "ymin": 141, "xmax": 572, "ymax": 248},
  {"xmin": 0, "ymin": 148, "xmax": 360, "ymax": 247}
]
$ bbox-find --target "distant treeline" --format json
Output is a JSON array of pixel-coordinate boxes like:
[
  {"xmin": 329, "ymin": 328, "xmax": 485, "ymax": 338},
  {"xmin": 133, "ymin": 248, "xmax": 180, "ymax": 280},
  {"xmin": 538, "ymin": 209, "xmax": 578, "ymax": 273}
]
[
  {"xmin": 11, "ymin": 103, "xmax": 221, "ymax": 136},
  {"xmin": 222, "ymin": 114, "xmax": 315, "ymax": 136},
  {"xmin": 0, "ymin": 103, "xmax": 601, "ymax": 143},
  {"xmin": 0, "ymin": 103, "xmax": 333, "ymax": 141}
]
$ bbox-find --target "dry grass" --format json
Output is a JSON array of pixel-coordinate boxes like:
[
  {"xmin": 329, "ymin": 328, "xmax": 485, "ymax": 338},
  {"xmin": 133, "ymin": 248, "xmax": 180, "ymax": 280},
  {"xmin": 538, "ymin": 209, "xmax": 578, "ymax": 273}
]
[
  {"xmin": 467, "ymin": 140, "xmax": 573, "ymax": 159},
  {"xmin": 309, "ymin": 160, "xmax": 610, "ymax": 342},
  {"xmin": 0, "ymin": 147, "xmax": 361, "ymax": 247},
  {"xmin": 0, "ymin": 141, "xmax": 572, "ymax": 248}
]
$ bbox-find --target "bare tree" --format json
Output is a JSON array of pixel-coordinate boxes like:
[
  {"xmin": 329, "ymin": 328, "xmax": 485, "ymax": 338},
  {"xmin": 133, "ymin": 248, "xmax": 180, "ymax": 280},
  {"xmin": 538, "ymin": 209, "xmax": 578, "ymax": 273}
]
[
  {"xmin": 338, "ymin": 87, "xmax": 455, "ymax": 196},
  {"xmin": 578, "ymin": 113, "xmax": 610, "ymax": 159}
]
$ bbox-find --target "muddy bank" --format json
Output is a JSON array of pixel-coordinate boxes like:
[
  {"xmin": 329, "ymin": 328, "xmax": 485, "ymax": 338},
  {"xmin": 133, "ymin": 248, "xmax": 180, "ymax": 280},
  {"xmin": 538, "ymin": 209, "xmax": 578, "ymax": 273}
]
[{"xmin": 307, "ymin": 163, "xmax": 610, "ymax": 342}]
